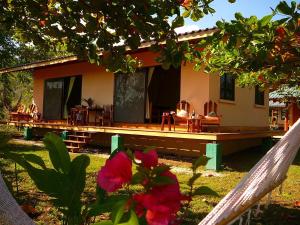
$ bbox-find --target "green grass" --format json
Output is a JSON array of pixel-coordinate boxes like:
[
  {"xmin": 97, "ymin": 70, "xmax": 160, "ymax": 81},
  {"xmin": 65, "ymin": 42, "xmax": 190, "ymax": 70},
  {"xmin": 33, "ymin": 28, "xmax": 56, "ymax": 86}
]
[{"xmin": 0, "ymin": 140, "xmax": 299, "ymax": 225}]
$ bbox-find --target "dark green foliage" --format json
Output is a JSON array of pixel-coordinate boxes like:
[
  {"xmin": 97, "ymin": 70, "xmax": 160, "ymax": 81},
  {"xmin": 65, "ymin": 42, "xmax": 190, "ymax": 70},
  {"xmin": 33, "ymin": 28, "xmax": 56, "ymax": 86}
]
[
  {"xmin": 190, "ymin": 1, "xmax": 300, "ymax": 88},
  {"xmin": 6, "ymin": 133, "xmax": 90, "ymax": 225},
  {"xmin": 0, "ymin": 0, "xmax": 235, "ymax": 73}
]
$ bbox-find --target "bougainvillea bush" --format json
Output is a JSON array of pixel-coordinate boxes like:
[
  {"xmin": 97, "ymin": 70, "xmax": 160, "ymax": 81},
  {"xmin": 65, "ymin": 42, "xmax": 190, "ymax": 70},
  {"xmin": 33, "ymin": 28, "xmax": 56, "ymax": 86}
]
[{"xmin": 6, "ymin": 133, "xmax": 207, "ymax": 225}]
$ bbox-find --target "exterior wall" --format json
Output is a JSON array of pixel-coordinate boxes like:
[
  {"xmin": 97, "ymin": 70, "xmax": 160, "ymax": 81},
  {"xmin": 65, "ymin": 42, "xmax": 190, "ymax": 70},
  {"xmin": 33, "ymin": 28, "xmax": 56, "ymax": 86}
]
[
  {"xmin": 180, "ymin": 63, "xmax": 210, "ymax": 115},
  {"xmin": 33, "ymin": 51, "xmax": 269, "ymax": 129},
  {"xmin": 33, "ymin": 61, "xmax": 114, "ymax": 116},
  {"xmin": 209, "ymin": 74, "xmax": 269, "ymax": 129}
]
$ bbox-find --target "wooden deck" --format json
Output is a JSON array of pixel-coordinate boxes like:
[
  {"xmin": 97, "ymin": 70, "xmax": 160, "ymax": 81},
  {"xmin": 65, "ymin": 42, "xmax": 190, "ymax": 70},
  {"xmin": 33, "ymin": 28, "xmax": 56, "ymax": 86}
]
[
  {"xmin": 8, "ymin": 121, "xmax": 279, "ymax": 141},
  {"xmin": 7, "ymin": 121, "xmax": 281, "ymax": 157}
]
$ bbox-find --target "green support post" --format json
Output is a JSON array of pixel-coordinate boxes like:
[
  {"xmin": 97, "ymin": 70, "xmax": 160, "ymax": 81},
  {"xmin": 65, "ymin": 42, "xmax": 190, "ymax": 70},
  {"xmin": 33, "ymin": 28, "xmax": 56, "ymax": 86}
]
[
  {"xmin": 61, "ymin": 130, "xmax": 69, "ymax": 140},
  {"xmin": 111, "ymin": 134, "xmax": 124, "ymax": 154},
  {"xmin": 23, "ymin": 127, "xmax": 33, "ymax": 140},
  {"xmin": 206, "ymin": 143, "xmax": 222, "ymax": 171}
]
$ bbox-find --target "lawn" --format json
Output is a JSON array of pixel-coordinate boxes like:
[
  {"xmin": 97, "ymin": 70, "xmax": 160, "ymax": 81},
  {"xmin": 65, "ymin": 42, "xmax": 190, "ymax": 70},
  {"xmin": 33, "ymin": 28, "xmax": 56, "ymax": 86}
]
[{"xmin": 0, "ymin": 136, "xmax": 299, "ymax": 225}]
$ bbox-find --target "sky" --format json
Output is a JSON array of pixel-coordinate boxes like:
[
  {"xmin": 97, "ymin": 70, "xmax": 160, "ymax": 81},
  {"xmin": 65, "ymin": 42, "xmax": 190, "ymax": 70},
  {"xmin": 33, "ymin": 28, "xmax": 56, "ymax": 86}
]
[{"xmin": 177, "ymin": 0, "xmax": 293, "ymax": 33}]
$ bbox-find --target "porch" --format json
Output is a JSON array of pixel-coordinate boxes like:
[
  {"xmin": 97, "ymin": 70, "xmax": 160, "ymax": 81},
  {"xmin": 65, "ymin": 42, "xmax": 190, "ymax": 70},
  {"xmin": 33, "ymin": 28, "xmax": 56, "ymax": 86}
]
[{"xmin": 8, "ymin": 121, "xmax": 280, "ymax": 157}]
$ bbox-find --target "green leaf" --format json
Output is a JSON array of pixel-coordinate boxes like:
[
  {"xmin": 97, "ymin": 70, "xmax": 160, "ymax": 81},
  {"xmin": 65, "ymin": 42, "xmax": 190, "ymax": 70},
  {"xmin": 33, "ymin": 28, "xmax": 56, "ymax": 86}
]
[
  {"xmin": 276, "ymin": 1, "xmax": 293, "ymax": 15},
  {"xmin": 67, "ymin": 154, "xmax": 90, "ymax": 209},
  {"xmin": 112, "ymin": 200, "xmax": 126, "ymax": 225},
  {"xmin": 153, "ymin": 175, "xmax": 175, "ymax": 186},
  {"xmin": 152, "ymin": 165, "xmax": 170, "ymax": 175},
  {"xmin": 23, "ymin": 154, "xmax": 46, "ymax": 169},
  {"xmin": 43, "ymin": 133, "xmax": 71, "ymax": 174},
  {"xmin": 193, "ymin": 186, "xmax": 219, "ymax": 197},
  {"xmin": 131, "ymin": 172, "xmax": 145, "ymax": 185},
  {"xmin": 188, "ymin": 173, "xmax": 201, "ymax": 186},
  {"xmin": 192, "ymin": 155, "xmax": 207, "ymax": 171},
  {"xmin": 260, "ymin": 14, "xmax": 273, "ymax": 27},
  {"xmin": 118, "ymin": 210, "xmax": 139, "ymax": 225},
  {"xmin": 88, "ymin": 196, "xmax": 129, "ymax": 216},
  {"xmin": 172, "ymin": 16, "xmax": 184, "ymax": 28},
  {"xmin": 182, "ymin": 10, "xmax": 191, "ymax": 18}
]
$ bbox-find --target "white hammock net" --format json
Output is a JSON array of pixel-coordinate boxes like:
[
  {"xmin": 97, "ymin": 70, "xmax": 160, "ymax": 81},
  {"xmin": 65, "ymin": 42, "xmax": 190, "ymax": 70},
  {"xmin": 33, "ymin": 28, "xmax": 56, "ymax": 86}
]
[
  {"xmin": 0, "ymin": 172, "xmax": 34, "ymax": 225},
  {"xmin": 199, "ymin": 119, "xmax": 300, "ymax": 225}
]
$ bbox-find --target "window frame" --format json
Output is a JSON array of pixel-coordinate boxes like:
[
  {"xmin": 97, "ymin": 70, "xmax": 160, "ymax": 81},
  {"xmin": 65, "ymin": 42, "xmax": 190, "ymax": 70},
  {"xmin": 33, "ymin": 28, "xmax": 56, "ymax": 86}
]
[
  {"xmin": 255, "ymin": 86, "xmax": 265, "ymax": 106},
  {"xmin": 220, "ymin": 74, "xmax": 235, "ymax": 101}
]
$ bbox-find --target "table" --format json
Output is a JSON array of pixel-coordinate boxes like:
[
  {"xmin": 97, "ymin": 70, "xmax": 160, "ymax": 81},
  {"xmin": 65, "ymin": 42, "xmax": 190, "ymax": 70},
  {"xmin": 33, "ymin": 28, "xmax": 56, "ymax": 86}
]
[
  {"xmin": 187, "ymin": 118, "xmax": 201, "ymax": 132},
  {"xmin": 161, "ymin": 112, "xmax": 172, "ymax": 131}
]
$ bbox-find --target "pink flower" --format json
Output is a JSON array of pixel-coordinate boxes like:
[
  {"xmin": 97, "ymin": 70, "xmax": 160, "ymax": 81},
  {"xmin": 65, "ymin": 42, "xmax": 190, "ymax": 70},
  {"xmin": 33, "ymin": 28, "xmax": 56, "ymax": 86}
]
[
  {"xmin": 135, "ymin": 150, "xmax": 158, "ymax": 168},
  {"xmin": 133, "ymin": 171, "xmax": 186, "ymax": 225},
  {"xmin": 97, "ymin": 152, "xmax": 132, "ymax": 192}
]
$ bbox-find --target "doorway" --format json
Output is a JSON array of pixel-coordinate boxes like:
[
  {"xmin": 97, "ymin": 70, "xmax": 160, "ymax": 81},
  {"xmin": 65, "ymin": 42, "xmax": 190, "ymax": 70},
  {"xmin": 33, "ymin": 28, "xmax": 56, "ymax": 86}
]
[
  {"xmin": 146, "ymin": 65, "xmax": 181, "ymax": 123},
  {"xmin": 43, "ymin": 75, "xmax": 82, "ymax": 120}
]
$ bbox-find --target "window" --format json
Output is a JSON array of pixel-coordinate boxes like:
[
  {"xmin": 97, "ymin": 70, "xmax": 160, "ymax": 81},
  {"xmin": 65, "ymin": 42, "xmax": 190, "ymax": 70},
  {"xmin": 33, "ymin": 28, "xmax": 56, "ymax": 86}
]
[
  {"xmin": 255, "ymin": 86, "xmax": 265, "ymax": 105},
  {"xmin": 220, "ymin": 74, "xmax": 235, "ymax": 101}
]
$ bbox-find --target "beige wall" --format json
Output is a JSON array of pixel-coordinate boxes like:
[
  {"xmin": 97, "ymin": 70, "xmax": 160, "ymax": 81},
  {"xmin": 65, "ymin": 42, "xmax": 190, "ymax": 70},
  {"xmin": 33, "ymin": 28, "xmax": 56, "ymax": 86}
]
[
  {"xmin": 180, "ymin": 63, "xmax": 210, "ymax": 115},
  {"xmin": 33, "ymin": 61, "xmax": 114, "ymax": 116},
  {"xmin": 209, "ymin": 74, "xmax": 269, "ymax": 128},
  {"xmin": 33, "ymin": 53, "xmax": 269, "ymax": 128}
]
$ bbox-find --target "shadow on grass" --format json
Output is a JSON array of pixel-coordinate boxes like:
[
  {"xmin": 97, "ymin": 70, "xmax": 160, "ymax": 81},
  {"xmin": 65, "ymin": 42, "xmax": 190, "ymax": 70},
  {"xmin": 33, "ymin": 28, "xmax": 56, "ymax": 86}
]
[
  {"xmin": 230, "ymin": 203, "xmax": 300, "ymax": 225},
  {"xmin": 222, "ymin": 146, "xmax": 300, "ymax": 173}
]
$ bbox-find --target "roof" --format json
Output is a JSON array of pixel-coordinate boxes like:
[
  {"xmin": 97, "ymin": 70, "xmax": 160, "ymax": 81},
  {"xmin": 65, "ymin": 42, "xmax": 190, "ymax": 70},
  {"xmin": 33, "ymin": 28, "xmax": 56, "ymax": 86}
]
[
  {"xmin": 0, "ymin": 27, "xmax": 217, "ymax": 75},
  {"xmin": 269, "ymin": 85, "xmax": 300, "ymax": 102},
  {"xmin": 269, "ymin": 100, "xmax": 286, "ymax": 108}
]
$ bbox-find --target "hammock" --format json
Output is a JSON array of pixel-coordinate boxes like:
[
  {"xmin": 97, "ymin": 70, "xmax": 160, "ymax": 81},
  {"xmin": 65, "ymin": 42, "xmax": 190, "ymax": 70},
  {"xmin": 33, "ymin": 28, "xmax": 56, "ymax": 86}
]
[
  {"xmin": 199, "ymin": 119, "xmax": 300, "ymax": 225},
  {"xmin": 0, "ymin": 172, "xmax": 34, "ymax": 225}
]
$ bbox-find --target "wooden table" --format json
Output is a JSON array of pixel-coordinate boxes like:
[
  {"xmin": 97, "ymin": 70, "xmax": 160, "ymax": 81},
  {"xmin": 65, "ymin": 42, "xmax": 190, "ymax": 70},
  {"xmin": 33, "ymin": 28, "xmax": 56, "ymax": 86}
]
[{"xmin": 187, "ymin": 118, "xmax": 201, "ymax": 132}]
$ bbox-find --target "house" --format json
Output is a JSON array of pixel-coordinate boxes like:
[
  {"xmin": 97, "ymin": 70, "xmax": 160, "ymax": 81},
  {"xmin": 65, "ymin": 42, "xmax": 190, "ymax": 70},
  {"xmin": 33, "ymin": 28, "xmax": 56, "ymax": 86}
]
[
  {"xmin": 1, "ymin": 29, "xmax": 269, "ymax": 131},
  {"xmin": 269, "ymin": 86, "xmax": 300, "ymax": 131},
  {"xmin": 0, "ymin": 28, "xmax": 272, "ymax": 157}
]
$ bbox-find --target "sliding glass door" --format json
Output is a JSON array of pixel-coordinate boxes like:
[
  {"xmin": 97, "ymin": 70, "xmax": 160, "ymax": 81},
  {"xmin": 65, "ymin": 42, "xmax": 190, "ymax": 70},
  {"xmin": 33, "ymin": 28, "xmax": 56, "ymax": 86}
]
[{"xmin": 113, "ymin": 70, "xmax": 147, "ymax": 123}]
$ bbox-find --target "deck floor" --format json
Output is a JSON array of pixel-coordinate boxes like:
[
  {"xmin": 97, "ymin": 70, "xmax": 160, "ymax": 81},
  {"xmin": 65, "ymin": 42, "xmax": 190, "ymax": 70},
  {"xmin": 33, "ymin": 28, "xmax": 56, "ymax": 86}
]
[{"xmin": 8, "ymin": 121, "xmax": 281, "ymax": 141}]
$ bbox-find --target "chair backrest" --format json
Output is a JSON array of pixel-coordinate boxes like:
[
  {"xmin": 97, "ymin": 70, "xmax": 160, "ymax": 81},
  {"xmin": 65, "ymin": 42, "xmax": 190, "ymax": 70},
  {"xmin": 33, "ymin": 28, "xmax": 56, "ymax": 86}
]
[
  {"xmin": 204, "ymin": 100, "xmax": 218, "ymax": 116},
  {"xmin": 176, "ymin": 100, "xmax": 190, "ymax": 113},
  {"xmin": 103, "ymin": 104, "xmax": 113, "ymax": 121}
]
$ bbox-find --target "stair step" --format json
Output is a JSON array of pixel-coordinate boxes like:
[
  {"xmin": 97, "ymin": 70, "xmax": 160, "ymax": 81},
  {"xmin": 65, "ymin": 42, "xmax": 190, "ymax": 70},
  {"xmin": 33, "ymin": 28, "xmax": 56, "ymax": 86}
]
[
  {"xmin": 68, "ymin": 135, "xmax": 91, "ymax": 139},
  {"xmin": 66, "ymin": 146, "xmax": 80, "ymax": 153},
  {"xmin": 64, "ymin": 140, "xmax": 86, "ymax": 144}
]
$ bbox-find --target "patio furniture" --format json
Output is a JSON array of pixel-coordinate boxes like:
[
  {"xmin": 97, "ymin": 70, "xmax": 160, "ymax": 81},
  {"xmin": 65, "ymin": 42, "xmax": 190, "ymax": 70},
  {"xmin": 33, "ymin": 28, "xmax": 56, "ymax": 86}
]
[
  {"xmin": 95, "ymin": 104, "xmax": 113, "ymax": 126},
  {"xmin": 172, "ymin": 100, "xmax": 191, "ymax": 131},
  {"xmin": 9, "ymin": 104, "xmax": 36, "ymax": 122},
  {"xmin": 187, "ymin": 117, "xmax": 201, "ymax": 132},
  {"xmin": 69, "ymin": 106, "xmax": 89, "ymax": 125},
  {"xmin": 160, "ymin": 112, "xmax": 172, "ymax": 131},
  {"xmin": 200, "ymin": 100, "xmax": 221, "ymax": 132}
]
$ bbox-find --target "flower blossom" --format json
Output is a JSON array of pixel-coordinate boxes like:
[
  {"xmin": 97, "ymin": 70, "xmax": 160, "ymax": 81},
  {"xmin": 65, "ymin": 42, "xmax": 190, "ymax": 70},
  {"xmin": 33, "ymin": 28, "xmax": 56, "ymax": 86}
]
[
  {"xmin": 97, "ymin": 152, "xmax": 132, "ymax": 192},
  {"xmin": 135, "ymin": 149, "xmax": 158, "ymax": 168},
  {"xmin": 133, "ymin": 171, "xmax": 186, "ymax": 225}
]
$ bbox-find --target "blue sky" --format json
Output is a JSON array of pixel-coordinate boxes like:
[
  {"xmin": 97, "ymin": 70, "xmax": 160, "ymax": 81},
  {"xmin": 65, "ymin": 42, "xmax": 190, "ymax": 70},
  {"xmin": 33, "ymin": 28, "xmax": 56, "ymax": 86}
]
[{"xmin": 178, "ymin": 0, "xmax": 293, "ymax": 32}]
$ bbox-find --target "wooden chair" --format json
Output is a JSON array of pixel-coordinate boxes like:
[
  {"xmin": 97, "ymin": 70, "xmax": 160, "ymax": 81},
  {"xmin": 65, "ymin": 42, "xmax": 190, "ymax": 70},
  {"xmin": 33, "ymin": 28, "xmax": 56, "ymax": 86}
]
[
  {"xmin": 200, "ymin": 100, "xmax": 221, "ymax": 132},
  {"xmin": 171, "ymin": 100, "xmax": 191, "ymax": 131},
  {"xmin": 95, "ymin": 105, "xmax": 113, "ymax": 126}
]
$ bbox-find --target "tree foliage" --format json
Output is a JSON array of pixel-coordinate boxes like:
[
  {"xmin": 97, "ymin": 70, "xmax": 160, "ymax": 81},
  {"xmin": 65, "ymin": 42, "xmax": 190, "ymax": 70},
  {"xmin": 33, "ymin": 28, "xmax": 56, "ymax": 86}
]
[
  {"xmin": 189, "ymin": 1, "xmax": 300, "ymax": 88},
  {"xmin": 0, "ymin": 0, "xmax": 234, "ymax": 73}
]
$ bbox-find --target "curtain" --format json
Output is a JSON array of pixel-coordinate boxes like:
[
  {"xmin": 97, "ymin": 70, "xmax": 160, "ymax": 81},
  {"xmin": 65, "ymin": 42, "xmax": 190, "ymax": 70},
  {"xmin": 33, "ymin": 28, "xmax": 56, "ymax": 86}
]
[
  {"xmin": 146, "ymin": 67, "xmax": 155, "ymax": 120},
  {"xmin": 63, "ymin": 77, "xmax": 75, "ymax": 119}
]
